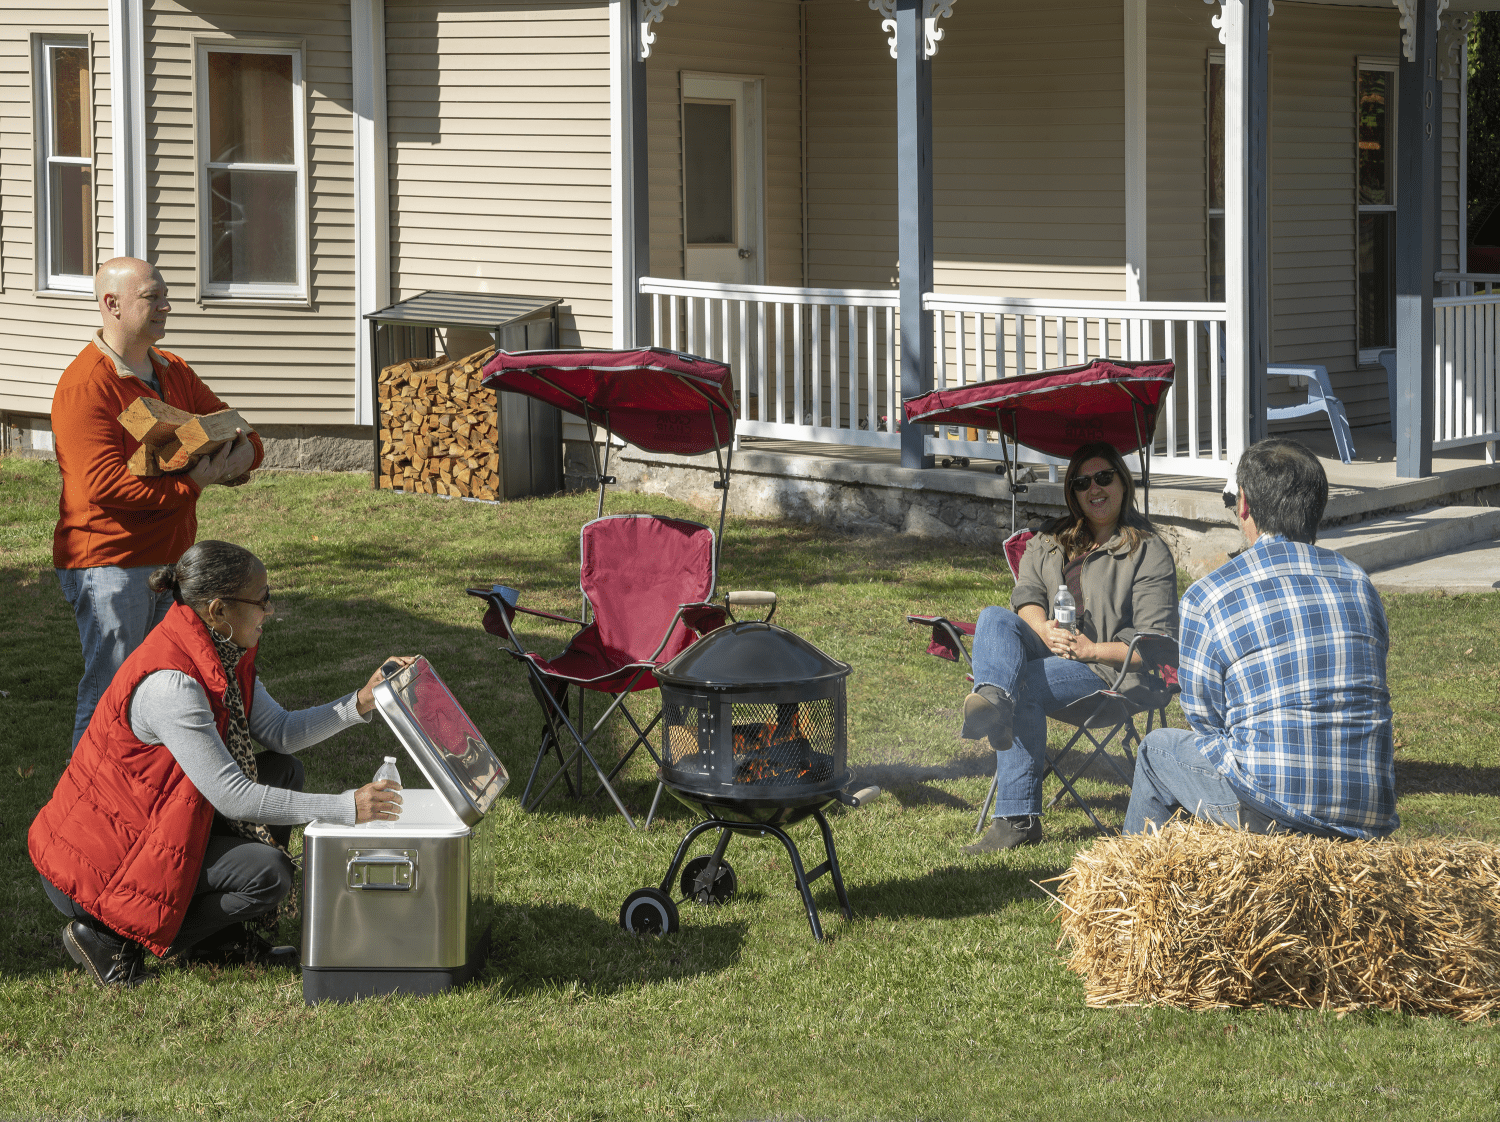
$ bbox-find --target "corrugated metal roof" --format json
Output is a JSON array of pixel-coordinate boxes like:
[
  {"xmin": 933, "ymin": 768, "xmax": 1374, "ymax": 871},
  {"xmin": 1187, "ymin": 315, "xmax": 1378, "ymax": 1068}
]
[{"xmin": 365, "ymin": 290, "xmax": 562, "ymax": 329}]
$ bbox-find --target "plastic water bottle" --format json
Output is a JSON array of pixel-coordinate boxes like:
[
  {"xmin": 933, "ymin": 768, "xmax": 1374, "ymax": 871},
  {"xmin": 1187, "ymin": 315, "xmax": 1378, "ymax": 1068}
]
[
  {"xmin": 1053, "ymin": 585, "xmax": 1077, "ymax": 633},
  {"xmin": 374, "ymin": 756, "xmax": 402, "ymax": 787}
]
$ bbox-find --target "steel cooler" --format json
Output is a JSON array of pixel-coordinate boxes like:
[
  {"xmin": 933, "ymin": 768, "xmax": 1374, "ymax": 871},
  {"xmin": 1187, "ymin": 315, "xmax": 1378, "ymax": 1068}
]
[{"xmin": 301, "ymin": 656, "xmax": 508, "ymax": 1003}]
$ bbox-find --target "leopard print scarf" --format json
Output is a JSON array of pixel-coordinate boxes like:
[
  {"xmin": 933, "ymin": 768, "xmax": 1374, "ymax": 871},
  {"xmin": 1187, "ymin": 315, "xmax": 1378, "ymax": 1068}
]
[{"xmin": 210, "ymin": 627, "xmax": 299, "ymax": 927}]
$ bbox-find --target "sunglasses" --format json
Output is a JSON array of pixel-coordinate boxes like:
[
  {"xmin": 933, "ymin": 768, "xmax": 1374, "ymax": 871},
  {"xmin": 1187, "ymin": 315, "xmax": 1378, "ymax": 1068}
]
[
  {"xmin": 1070, "ymin": 469, "xmax": 1118, "ymax": 492},
  {"xmin": 221, "ymin": 590, "xmax": 273, "ymax": 609}
]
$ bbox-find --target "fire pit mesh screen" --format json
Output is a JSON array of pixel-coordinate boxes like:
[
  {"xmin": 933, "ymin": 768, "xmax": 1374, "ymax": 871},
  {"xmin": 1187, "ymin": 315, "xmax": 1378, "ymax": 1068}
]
[{"xmin": 663, "ymin": 699, "xmax": 838, "ymax": 787}]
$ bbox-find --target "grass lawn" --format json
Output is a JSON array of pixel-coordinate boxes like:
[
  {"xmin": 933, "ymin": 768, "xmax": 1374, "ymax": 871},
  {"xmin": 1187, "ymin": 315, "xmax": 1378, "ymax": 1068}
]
[{"xmin": 1, "ymin": 456, "xmax": 1498, "ymax": 1121}]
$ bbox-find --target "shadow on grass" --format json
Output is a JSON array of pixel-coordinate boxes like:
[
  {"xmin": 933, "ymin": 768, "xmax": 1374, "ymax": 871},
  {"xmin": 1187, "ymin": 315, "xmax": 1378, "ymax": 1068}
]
[
  {"xmin": 481, "ymin": 901, "xmax": 747, "ymax": 995},
  {"xmin": 850, "ymin": 860, "xmax": 1067, "ymax": 921},
  {"xmin": 1395, "ymin": 760, "xmax": 1500, "ymax": 797}
]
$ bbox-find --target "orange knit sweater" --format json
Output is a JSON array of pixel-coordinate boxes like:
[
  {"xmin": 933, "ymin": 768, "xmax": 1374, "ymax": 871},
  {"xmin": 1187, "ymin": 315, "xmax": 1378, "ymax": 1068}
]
[{"xmin": 50, "ymin": 341, "xmax": 265, "ymax": 570}]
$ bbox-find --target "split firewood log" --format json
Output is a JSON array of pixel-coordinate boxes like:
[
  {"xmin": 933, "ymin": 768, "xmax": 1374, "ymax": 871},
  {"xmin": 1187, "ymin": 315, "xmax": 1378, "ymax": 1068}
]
[{"xmin": 117, "ymin": 401, "xmax": 255, "ymax": 476}]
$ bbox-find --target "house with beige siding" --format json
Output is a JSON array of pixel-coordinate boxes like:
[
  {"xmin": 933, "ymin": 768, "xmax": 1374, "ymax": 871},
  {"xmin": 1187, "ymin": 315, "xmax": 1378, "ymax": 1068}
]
[{"xmin": 2, "ymin": 0, "xmax": 1496, "ymax": 487}]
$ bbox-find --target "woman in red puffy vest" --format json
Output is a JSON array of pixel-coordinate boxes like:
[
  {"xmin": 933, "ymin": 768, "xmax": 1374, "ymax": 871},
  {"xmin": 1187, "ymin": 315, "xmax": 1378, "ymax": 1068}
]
[{"xmin": 29, "ymin": 540, "xmax": 408, "ymax": 987}]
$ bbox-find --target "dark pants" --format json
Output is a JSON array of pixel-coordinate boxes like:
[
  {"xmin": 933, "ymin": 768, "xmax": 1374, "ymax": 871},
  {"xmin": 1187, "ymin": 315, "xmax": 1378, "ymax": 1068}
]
[{"xmin": 41, "ymin": 752, "xmax": 304, "ymax": 955}]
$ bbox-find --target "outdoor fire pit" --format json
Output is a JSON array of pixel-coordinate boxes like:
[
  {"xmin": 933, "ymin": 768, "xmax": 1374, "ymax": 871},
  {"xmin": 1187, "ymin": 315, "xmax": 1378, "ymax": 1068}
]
[{"xmin": 619, "ymin": 592, "xmax": 879, "ymax": 941}]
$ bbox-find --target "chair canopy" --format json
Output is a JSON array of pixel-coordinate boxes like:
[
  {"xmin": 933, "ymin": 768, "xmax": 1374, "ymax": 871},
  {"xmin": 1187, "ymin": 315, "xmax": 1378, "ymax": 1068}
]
[
  {"xmin": 902, "ymin": 359, "xmax": 1175, "ymax": 460},
  {"xmin": 530, "ymin": 514, "xmax": 717, "ymax": 692},
  {"xmin": 481, "ymin": 348, "xmax": 736, "ymax": 455}
]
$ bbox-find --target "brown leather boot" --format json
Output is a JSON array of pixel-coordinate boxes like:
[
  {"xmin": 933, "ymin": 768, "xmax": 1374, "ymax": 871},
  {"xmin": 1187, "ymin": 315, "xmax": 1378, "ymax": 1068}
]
[
  {"xmin": 962, "ymin": 815, "xmax": 1043, "ymax": 854},
  {"xmin": 960, "ymin": 685, "xmax": 1015, "ymax": 749}
]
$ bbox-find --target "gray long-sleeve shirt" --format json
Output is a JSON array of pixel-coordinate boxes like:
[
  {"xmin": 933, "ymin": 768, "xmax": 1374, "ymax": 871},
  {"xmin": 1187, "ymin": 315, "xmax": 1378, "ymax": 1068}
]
[{"xmin": 130, "ymin": 671, "xmax": 372, "ymax": 826}]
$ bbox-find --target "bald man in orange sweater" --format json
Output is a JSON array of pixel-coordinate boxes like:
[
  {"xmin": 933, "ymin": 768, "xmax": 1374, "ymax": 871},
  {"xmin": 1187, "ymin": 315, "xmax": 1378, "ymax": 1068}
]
[{"xmin": 52, "ymin": 258, "xmax": 264, "ymax": 750}]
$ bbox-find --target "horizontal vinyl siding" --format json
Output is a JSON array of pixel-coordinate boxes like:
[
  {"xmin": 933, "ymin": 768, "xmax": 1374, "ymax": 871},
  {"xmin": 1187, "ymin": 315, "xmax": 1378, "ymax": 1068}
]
[
  {"xmin": 0, "ymin": 5, "xmax": 111, "ymax": 417},
  {"xmin": 803, "ymin": 0, "xmax": 1128, "ymax": 300},
  {"xmin": 644, "ymin": 0, "xmax": 803, "ymax": 285},
  {"xmin": 145, "ymin": 0, "xmax": 358, "ymax": 426},
  {"xmin": 386, "ymin": 1, "xmax": 612, "ymax": 349}
]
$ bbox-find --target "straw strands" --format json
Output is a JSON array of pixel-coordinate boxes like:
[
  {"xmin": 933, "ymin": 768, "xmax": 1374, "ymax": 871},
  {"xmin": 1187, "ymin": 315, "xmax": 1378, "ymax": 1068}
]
[{"xmin": 1050, "ymin": 821, "xmax": 1500, "ymax": 1021}]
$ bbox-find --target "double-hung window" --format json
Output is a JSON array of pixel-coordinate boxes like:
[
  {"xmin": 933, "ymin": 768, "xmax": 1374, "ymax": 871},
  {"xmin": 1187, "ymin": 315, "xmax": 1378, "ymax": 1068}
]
[
  {"xmin": 37, "ymin": 37, "xmax": 94, "ymax": 292},
  {"xmin": 196, "ymin": 43, "xmax": 307, "ymax": 300},
  {"xmin": 1357, "ymin": 62, "xmax": 1397, "ymax": 355}
]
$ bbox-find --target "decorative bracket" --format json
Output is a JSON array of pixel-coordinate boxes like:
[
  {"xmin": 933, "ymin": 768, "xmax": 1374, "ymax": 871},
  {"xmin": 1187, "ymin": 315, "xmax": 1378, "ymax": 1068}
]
[
  {"xmin": 1439, "ymin": 8, "xmax": 1469, "ymax": 80},
  {"xmin": 1203, "ymin": 1, "xmax": 1273, "ymax": 48},
  {"xmin": 866, "ymin": 0, "xmax": 955, "ymax": 60},
  {"xmin": 639, "ymin": 0, "xmax": 677, "ymax": 61},
  {"xmin": 1394, "ymin": 0, "xmax": 1448, "ymax": 65}
]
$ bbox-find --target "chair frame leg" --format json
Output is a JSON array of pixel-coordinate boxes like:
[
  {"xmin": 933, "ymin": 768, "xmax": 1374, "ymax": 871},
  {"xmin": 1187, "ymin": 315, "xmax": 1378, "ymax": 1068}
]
[{"xmin": 520, "ymin": 664, "xmax": 654, "ymax": 827}]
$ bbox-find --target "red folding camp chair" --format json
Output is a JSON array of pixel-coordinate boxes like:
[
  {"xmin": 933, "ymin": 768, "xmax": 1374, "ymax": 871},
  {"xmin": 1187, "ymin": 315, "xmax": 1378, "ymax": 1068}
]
[
  {"xmin": 467, "ymin": 348, "xmax": 737, "ymax": 828},
  {"xmin": 903, "ymin": 360, "xmax": 1181, "ymax": 836}
]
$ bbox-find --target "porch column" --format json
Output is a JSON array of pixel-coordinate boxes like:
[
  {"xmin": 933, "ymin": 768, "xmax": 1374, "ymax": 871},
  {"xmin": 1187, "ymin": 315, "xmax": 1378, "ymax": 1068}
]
[
  {"xmin": 351, "ymin": 0, "xmax": 389, "ymax": 429},
  {"xmin": 1217, "ymin": 0, "xmax": 1270, "ymax": 456},
  {"xmin": 896, "ymin": 0, "xmax": 934, "ymax": 469},
  {"xmin": 107, "ymin": 0, "xmax": 147, "ymax": 260},
  {"xmin": 1395, "ymin": 0, "xmax": 1440, "ymax": 479},
  {"xmin": 611, "ymin": 1, "xmax": 651, "ymax": 348}
]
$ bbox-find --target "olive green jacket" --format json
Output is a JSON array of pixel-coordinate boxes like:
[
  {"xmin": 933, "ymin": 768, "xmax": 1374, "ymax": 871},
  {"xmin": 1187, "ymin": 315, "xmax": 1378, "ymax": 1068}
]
[{"xmin": 1009, "ymin": 528, "xmax": 1180, "ymax": 706}]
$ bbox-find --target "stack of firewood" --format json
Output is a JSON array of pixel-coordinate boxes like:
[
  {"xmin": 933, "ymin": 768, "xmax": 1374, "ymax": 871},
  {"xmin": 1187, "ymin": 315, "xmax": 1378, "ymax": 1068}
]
[
  {"xmin": 118, "ymin": 400, "xmax": 253, "ymax": 476},
  {"xmin": 378, "ymin": 347, "xmax": 502, "ymax": 499}
]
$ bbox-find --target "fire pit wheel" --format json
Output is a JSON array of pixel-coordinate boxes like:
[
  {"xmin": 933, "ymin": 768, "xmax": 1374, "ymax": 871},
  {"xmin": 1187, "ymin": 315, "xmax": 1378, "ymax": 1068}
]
[
  {"xmin": 681, "ymin": 855, "xmax": 737, "ymax": 906},
  {"xmin": 619, "ymin": 887, "xmax": 679, "ymax": 935}
]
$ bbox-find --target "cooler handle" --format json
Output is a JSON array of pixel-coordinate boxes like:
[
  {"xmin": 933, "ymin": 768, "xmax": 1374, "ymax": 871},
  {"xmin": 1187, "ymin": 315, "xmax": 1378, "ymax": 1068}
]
[{"xmin": 346, "ymin": 849, "xmax": 417, "ymax": 890}]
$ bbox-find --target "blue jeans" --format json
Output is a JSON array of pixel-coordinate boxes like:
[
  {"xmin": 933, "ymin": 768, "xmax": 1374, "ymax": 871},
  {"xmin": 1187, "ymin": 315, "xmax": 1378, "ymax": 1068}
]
[
  {"xmin": 57, "ymin": 565, "xmax": 173, "ymax": 751},
  {"xmin": 970, "ymin": 607, "xmax": 1105, "ymax": 818},
  {"xmin": 1122, "ymin": 726, "xmax": 1276, "ymax": 835}
]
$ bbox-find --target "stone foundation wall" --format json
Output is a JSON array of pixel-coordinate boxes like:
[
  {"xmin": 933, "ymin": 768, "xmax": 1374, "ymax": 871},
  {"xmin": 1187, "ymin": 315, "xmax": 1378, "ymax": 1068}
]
[
  {"xmin": 597, "ymin": 443, "xmax": 1251, "ymax": 576},
  {"xmin": 256, "ymin": 425, "xmax": 373, "ymax": 473}
]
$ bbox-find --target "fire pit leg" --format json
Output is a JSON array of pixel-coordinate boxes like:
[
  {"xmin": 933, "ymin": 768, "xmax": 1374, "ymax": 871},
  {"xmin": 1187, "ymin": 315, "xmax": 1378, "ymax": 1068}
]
[
  {"xmin": 810, "ymin": 809, "xmax": 854, "ymax": 922},
  {"xmin": 756, "ymin": 822, "xmax": 826, "ymax": 941},
  {"xmin": 656, "ymin": 819, "xmax": 727, "ymax": 897}
]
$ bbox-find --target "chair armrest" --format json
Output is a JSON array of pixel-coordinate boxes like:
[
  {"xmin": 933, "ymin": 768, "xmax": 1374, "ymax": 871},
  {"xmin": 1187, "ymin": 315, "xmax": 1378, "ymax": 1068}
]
[
  {"xmin": 678, "ymin": 601, "xmax": 729, "ymax": 635},
  {"xmin": 907, "ymin": 614, "xmax": 975, "ymax": 666},
  {"xmin": 1104, "ymin": 629, "xmax": 1180, "ymax": 692},
  {"xmin": 465, "ymin": 585, "xmax": 584, "ymax": 646}
]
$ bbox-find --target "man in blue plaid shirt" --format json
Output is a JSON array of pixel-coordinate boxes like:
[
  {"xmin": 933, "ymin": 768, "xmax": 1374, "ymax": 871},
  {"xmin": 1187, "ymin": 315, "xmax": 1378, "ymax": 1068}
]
[{"xmin": 1123, "ymin": 438, "xmax": 1397, "ymax": 839}]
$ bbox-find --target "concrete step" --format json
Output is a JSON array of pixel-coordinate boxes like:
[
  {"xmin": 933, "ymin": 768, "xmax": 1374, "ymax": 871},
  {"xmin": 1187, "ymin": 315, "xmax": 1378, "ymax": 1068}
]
[
  {"xmin": 1364, "ymin": 535, "xmax": 1500, "ymax": 594},
  {"xmin": 1321, "ymin": 505, "xmax": 1500, "ymax": 574}
]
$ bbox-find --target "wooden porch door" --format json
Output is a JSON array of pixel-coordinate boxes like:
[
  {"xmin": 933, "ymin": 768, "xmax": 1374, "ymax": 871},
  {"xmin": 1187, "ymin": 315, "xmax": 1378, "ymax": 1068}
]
[{"xmin": 681, "ymin": 74, "xmax": 762, "ymax": 284}]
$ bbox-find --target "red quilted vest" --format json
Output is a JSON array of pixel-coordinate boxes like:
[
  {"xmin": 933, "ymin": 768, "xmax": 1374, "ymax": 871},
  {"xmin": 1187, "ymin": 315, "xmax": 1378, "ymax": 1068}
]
[{"xmin": 29, "ymin": 602, "xmax": 257, "ymax": 957}]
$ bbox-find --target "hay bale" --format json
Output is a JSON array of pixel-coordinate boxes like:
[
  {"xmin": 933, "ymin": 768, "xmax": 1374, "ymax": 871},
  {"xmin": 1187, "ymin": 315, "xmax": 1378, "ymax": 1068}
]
[{"xmin": 1051, "ymin": 821, "xmax": 1500, "ymax": 1021}]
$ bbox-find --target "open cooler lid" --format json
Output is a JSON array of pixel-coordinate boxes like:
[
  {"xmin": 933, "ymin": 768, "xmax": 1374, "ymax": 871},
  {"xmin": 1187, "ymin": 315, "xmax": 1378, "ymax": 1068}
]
[{"xmin": 371, "ymin": 656, "xmax": 509, "ymax": 826}]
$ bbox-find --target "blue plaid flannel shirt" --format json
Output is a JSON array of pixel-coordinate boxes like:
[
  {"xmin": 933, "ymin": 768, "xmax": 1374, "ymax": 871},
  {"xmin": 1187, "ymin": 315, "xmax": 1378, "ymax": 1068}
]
[{"xmin": 1178, "ymin": 533, "xmax": 1398, "ymax": 838}]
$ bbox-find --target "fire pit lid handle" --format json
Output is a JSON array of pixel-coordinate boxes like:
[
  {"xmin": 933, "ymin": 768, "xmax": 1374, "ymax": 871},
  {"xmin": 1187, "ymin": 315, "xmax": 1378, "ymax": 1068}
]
[{"xmin": 725, "ymin": 589, "xmax": 777, "ymax": 624}]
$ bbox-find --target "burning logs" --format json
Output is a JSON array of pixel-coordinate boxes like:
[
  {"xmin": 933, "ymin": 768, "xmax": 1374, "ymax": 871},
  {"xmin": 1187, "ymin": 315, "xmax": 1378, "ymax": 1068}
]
[
  {"xmin": 377, "ymin": 347, "xmax": 501, "ymax": 499},
  {"xmin": 118, "ymin": 399, "xmax": 253, "ymax": 477},
  {"xmin": 1052, "ymin": 821, "xmax": 1500, "ymax": 1021}
]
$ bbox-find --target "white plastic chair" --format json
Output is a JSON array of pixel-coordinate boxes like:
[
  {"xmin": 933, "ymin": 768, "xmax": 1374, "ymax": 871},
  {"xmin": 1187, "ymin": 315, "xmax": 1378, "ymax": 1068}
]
[{"xmin": 1265, "ymin": 363, "xmax": 1356, "ymax": 463}]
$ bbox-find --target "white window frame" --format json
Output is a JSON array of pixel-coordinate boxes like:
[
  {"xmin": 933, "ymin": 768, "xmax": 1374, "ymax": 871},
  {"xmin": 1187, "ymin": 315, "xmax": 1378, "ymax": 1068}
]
[
  {"xmin": 34, "ymin": 34, "xmax": 95, "ymax": 295},
  {"xmin": 193, "ymin": 39, "xmax": 309, "ymax": 303},
  {"xmin": 1356, "ymin": 57, "xmax": 1398, "ymax": 365}
]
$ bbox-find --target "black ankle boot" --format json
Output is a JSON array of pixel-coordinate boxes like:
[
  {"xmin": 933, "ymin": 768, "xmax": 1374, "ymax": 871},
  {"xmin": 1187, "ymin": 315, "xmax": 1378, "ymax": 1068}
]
[
  {"xmin": 62, "ymin": 920, "xmax": 157, "ymax": 988},
  {"xmin": 960, "ymin": 685, "xmax": 1015, "ymax": 749}
]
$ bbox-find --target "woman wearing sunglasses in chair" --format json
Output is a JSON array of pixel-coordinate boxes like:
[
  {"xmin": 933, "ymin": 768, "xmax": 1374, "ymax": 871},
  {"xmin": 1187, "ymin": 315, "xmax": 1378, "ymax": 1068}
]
[
  {"xmin": 29, "ymin": 539, "xmax": 412, "ymax": 987},
  {"xmin": 959, "ymin": 442, "xmax": 1179, "ymax": 852}
]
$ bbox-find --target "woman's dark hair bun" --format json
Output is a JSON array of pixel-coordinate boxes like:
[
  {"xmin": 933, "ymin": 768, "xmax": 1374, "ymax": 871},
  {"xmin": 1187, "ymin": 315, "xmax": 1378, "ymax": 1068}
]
[{"xmin": 148, "ymin": 564, "xmax": 182, "ymax": 599}]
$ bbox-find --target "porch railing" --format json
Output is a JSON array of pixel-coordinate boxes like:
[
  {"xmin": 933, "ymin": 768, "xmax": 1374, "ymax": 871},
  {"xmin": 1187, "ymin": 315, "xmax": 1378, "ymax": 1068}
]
[
  {"xmin": 639, "ymin": 277, "xmax": 1233, "ymax": 479},
  {"xmin": 640, "ymin": 277, "xmax": 903, "ymax": 449},
  {"xmin": 923, "ymin": 293, "xmax": 1232, "ymax": 479},
  {"xmin": 1433, "ymin": 289, "xmax": 1500, "ymax": 457}
]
